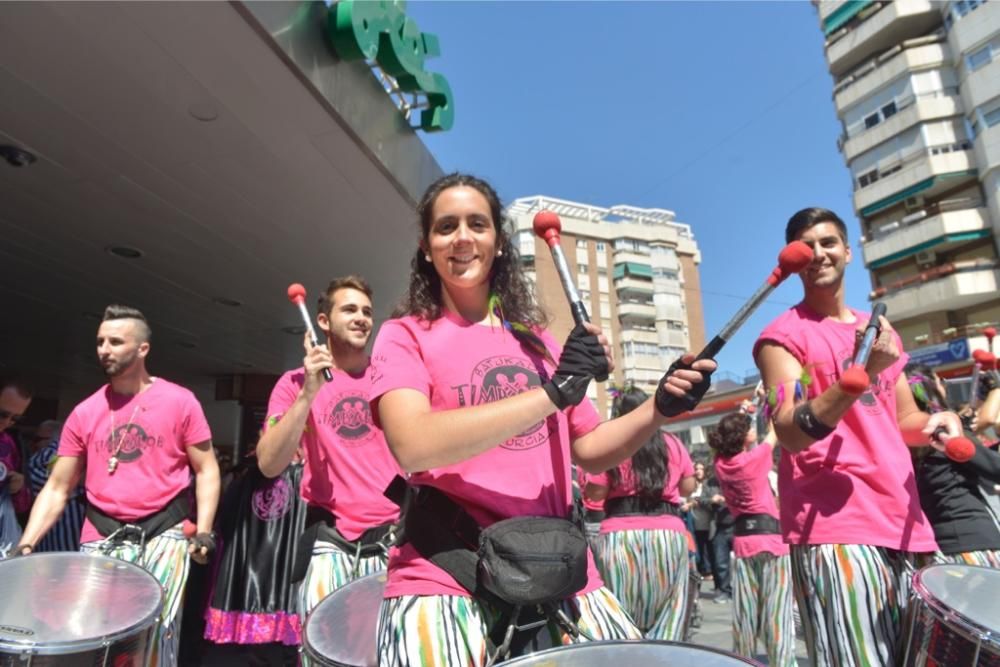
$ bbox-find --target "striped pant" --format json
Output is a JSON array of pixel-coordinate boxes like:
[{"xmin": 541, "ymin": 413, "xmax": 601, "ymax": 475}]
[
  {"xmin": 731, "ymin": 552, "xmax": 796, "ymax": 667},
  {"xmin": 932, "ymin": 549, "xmax": 1000, "ymax": 568},
  {"xmin": 376, "ymin": 586, "xmax": 641, "ymax": 667},
  {"xmin": 82, "ymin": 525, "xmax": 190, "ymax": 667},
  {"xmin": 591, "ymin": 528, "xmax": 688, "ymax": 640},
  {"xmin": 790, "ymin": 543, "xmax": 924, "ymax": 667},
  {"xmin": 298, "ymin": 540, "xmax": 387, "ymax": 666}
]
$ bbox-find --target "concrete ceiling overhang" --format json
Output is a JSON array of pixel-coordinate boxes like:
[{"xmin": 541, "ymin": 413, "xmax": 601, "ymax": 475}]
[{"xmin": 0, "ymin": 1, "xmax": 442, "ymax": 398}]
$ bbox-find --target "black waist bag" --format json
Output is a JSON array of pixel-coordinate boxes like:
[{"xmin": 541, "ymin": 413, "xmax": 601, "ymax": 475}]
[{"xmin": 477, "ymin": 516, "xmax": 589, "ymax": 607}]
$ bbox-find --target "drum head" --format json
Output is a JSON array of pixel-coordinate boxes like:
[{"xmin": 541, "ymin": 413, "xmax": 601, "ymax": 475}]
[
  {"xmin": 0, "ymin": 552, "xmax": 164, "ymax": 653},
  {"xmin": 915, "ymin": 564, "xmax": 1000, "ymax": 635},
  {"xmin": 501, "ymin": 640, "xmax": 762, "ymax": 665},
  {"xmin": 304, "ymin": 571, "xmax": 386, "ymax": 667}
]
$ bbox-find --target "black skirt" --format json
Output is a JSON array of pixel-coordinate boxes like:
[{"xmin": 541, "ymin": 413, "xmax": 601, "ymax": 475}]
[{"xmin": 204, "ymin": 460, "xmax": 307, "ymax": 645}]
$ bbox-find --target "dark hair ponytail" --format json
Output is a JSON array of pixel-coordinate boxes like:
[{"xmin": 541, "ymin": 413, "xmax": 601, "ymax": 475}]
[{"xmin": 607, "ymin": 387, "xmax": 668, "ymax": 500}]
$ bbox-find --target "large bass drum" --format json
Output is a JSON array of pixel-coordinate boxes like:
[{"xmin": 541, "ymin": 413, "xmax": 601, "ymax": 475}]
[
  {"xmin": 501, "ymin": 640, "xmax": 763, "ymax": 665},
  {"xmin": 0, "ymin": 552, "xmax": 163, "ymax": 666},
  {"xmin": 903, "ymin": 564, "xmax": 1000, "ymax": 666}
]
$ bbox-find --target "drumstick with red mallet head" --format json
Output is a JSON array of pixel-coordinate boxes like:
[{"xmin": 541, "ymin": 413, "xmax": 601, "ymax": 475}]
[
  {"xmin": 532, "ymin": 211, "xmax": 592, "ymax": 327},
  {"xmin": 973, "ymin": 349, "xmax": 1000, "ymax": 387},
  {"xmin": 843, "ymin": 304, "xmax": 974, "ymax": 461},
  {"xmin": 287, "ymin": 283, "xmax": 334, "ymax": 382},
  {"xmin": 985, "ymin": 326, "xmax": 997, "ymax": 355}
]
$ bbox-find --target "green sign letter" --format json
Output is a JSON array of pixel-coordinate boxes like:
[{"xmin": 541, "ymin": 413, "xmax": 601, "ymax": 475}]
[{"xmin": 328, "ymin": 0, "xmax": 454, "ymax": 132}]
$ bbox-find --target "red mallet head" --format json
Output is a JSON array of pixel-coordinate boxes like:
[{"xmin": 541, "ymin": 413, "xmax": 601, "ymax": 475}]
[
  {"xmin": 973, "ymin": 349, "xmax": 996, "ymax": 370},
  {"xmin": 767, "ymin": 241, "xmax": 814, "ymax": 287},
  {"xmin": 287, "ymin": 283, "xmax": 307, "ymax": 306},
  {"xmin": 944, "ymin": 436, "xmax": 975, "ymax": 463},
  {"xmin": 985, "ymin": 326, "xmax": 997, "ymax": 340},
  {"xmin": 532, "ymin": 210, "xmax": 562, "ymax": 248},
  {"xmin": 182, "ymin": 520, "xmax": 197, "ymax": 539},
  {"xmin": 839, "ymin": 365, "xmax": 870, "ymax": 396}
]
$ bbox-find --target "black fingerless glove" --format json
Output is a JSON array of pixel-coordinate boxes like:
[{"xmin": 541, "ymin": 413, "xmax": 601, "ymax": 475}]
[
  {"xmin": 543, "ymin": 324, "xmax": 609, "ymax": 409},
  {"xmin": 188, "ymin": 532, "xmax": 217, "ymax": 556},
  {"xmin": 654, "ymin": 356, "xmax": 713, "ymax": 417}
]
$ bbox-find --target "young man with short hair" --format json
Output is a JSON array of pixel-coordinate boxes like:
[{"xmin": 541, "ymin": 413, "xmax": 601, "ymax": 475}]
[
  {"xmin": 19, "ymin": 304, "xmax": 220, "ymax": 667},
  {"xmin": 754, "ymin": 208, "xmax": 961, "ymax": 667}
]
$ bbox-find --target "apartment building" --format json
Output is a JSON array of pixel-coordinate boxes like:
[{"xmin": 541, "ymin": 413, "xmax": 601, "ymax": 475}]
[
  {"xmin": 507, "ymin": 196, "xmax": 705, "ymax": 416},
  {"xmin": 816, "ymin": 0, "xmax": 1000, "ymax": 360}
]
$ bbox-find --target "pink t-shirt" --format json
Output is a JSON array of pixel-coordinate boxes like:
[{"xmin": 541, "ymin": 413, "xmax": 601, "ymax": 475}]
[
  {"xmin": 584, "ymin": 433, "xmax": 693, "ymax": 535},
  {"xmin": 58, "ymin": 379, "xmax": 212, "ymax": 544},
  {"xmin": 753, "ymin": 304, "xmax": 937, "ymax": 552},
  {"xmin": 369, "ymin": 311, "xmax": 604, "ymax": 598},
  {"xmin": 713, "ymin": 442, "xmax": 788, "ymax": 558},
  {"xmin": 265, "ymin": 365, "xmax": 400, "ymax": 540},
  {"xmin": 577, "ymin": 465, "xmax": 604, "ymax": 512}
]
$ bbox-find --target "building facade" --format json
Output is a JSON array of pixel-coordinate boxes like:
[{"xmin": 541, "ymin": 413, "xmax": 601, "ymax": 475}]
[
  {"xmin": 507, "ymin": 196, "xmax": 705, "ymax": 416},
  {"xmin": 815, "ymin": 0, "xmax": 1000, "ymax": 363}
]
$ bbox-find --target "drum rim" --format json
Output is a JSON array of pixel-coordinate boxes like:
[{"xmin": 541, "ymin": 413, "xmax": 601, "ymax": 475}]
[
  {"xmin": 498, "ymin": 639, "xmax": 763, "ymax": 664},
  {"xmin": 0, "ymin": 552, "xmax": 165, "ymax": 654},
  {"xmin": 303, "ymin": 570, "xmax": 387, "ymax": 660},
  {"xmin": 911, "ymin": 563, "xmax": 1000, "ymax": 648}
]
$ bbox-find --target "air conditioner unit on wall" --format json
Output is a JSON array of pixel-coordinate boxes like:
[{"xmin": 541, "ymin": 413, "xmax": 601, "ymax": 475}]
[
  {"xmin": 916, "ymin": 249, "xmax": 937, "ymax": 267},
  {"xmin": 904, "ymin": 196, "xmax": 925, "ymax": 212}
]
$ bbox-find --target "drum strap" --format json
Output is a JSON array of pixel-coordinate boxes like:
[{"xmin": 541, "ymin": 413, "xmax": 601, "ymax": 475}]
[
  {"xmin": 603, "ymin": 496, "xmax": 681, "ymax": 519},
  {"xmin": 86, "ymin": 491, "xmax": 189, "ymax": 543},
  {"xmin": 291, "ymin": 506, "xmax": 396, "ymax": 583},
  {"xmin": 732, "ymin": 513, "xmax": 781, "ymax": 536}
]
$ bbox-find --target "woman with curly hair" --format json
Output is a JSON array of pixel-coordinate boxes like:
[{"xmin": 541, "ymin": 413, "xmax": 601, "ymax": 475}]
[
  {"xmin": 368, "ymin": 172, "xmax": 715, "ymax": 666},
  {"xmin": 581, "ymin": 386, "xmax": 696, "ymax": 641},
  {"xmin": 708, "ymin": 411, "xmax": 795, "ymax": 666}
]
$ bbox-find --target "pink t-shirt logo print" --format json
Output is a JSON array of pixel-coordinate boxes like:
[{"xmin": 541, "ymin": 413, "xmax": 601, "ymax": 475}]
[
  {"xmin": 325, "ymin": 394, "xmax": 375, "ymax": 444},
  {"xmin": 105, "ymin": 423, "xmax": 159, "ymax": 463},
  {"xmin": 476, "ymin": 357, "xmax": 551, "ymax": 451}
]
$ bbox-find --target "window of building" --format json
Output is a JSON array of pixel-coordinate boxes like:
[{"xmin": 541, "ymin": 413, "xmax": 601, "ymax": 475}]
[
  {"xmin": 858, "ymin": 169, "xmax": 879, "ymax": 188},
  {"xmin": 652, "ymin": 267, "xmax": 679, "ymax": 280},
  {"xmin": 595, "ymin": 242, "xmax": 606, "ymax": 252},
  {"xmin": 864, "ymin": 112, "xmax": 880, "ymax": 130},
  {"xmin": 576, "ymin": 239, "xmax": 589, "ymax": 250},
  {"xmin": 881, "ymin": 101, "xmax": 897, "ymax": 120},
  {"xmin": 579, "ymin": 289, "xmax": 590, "ymax": 301},
  {"xmin": 578, "ymin": 263, "xmax": 588, "ymax": 274},
  {"xmin": 968, "ymin": 44, "xmax": 993, "ymax": 72}
]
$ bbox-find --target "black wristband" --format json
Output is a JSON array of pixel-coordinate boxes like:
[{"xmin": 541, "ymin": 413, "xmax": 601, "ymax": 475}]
[{"xmin": 793, "ymin": 403, "xmax": 835, "ymax": 440}]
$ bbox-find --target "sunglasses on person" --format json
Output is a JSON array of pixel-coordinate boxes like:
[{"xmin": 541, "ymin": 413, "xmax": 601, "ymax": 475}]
[{"xmin": 0, "ymin": 409, "xmax": 23, "ymax": 423}]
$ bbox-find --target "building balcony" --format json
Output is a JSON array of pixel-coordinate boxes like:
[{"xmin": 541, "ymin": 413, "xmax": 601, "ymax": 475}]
[
  {"xmin": 964, "ymin": 58, "xmax": 1000, "ymax": 115},
  {"xmin": 973, "ymin": 123, "xmax": 1000, "ymax": 176},
  {"xmin": 619, "ymin": 328, "xmax": 659, "ymax": 345},
  {"xmin": 613, "ymin": 250, "xmax": 651, "ymax": 265},
  {"xmin": 872, "ymin": 260, "xmax": 1000, "ymax": 321},
  {"xmin": 826, "ymin": 0, "xmax": 940, "ymax": 77},
  {"xmin": 948, "ymin": 0, "xmax": 1000, "ymax": 65},
  {"xmin": 842, "ymin": 91, "xmax": 962, "ymax": 162},
  {"xmin": 656, "ymin": 303, "xmax": 686, "ymax": 323},
  {"xmin": 618, "ymin": 301, "xmax": 656, "ymax": 325},
  {"xmin": 622, "ymin": 354, "xmax": 664, "ymax": 373},
  {"xmin": 854, "ymin": 145, "xmax": 976, "ymax": 217},
  {"xmin": 834, "ymin": 40, "xmax": 949, "ymax": 114},
  {"xmin": 658, "ymin": 328, "xmax": 689, "ymax": 349},
  {"xmin": 862, "ymin": 204, "xmax": 989, "ymax": 268},
  {"xmin": 615, "ymin": 277, "xmax": 654, "ymax": 299}
]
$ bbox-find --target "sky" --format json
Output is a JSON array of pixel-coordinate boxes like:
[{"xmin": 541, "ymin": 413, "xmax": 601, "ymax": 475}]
[{"xmin": 406, "ymin": 0, "xmax": 871, "ymax": 381}]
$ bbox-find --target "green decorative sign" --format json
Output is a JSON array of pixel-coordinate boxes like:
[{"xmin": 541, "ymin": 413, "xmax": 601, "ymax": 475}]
[{"xmin": 327, "ymin": 0, "xmax": 454, "ymax": 132}]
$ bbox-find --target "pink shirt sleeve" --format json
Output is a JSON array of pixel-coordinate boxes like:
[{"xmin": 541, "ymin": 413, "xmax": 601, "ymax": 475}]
[
  {"xmin": 57, "ymin": 408, "xmax": 87, "ymax": 459},
  {"xmin": 265, "ymin": 372, "xmax": 302, "ymax": 431},
  {"xmin": 370, "ymin": 320, "xmax": 433, "ymax": 402},
  {"xmin": 754, "ymin": 323, "xmax": 806, "ymax": 365},
  {"xmin": 180, "ymin": 392, "xmax": 212, "ymax": 446},
  {"xmin": 669, "ymin": 433, "xmax": 695, "ymax": 479}
]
